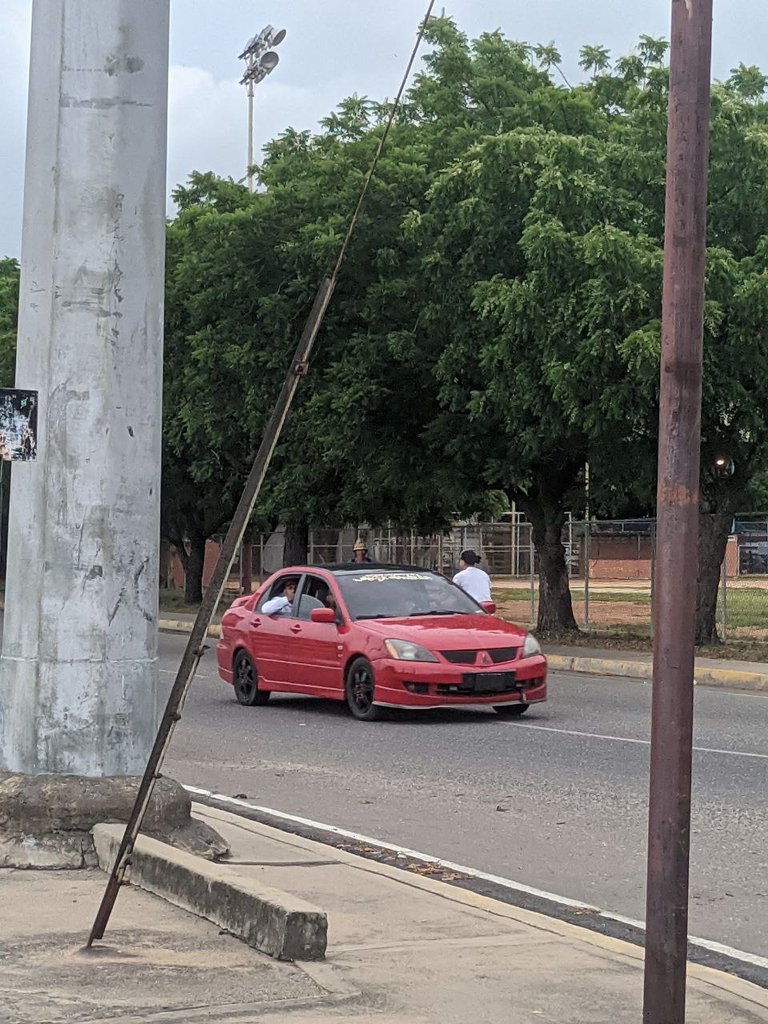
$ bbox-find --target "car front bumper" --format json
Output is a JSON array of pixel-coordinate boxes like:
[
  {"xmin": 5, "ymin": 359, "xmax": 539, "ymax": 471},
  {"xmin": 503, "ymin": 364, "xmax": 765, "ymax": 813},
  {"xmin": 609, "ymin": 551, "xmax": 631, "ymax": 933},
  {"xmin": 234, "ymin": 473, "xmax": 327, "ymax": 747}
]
[{"xmin": 370, "ymin": 654, "xmax": 547, "ymax": 708}]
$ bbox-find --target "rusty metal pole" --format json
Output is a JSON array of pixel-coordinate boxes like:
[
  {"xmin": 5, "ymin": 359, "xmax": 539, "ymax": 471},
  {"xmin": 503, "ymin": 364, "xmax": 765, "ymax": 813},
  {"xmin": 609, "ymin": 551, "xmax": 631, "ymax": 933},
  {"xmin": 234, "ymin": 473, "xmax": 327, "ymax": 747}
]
[{"xmin": 643, "ymin": 3, "xmax": 713, "ymax": 1023}]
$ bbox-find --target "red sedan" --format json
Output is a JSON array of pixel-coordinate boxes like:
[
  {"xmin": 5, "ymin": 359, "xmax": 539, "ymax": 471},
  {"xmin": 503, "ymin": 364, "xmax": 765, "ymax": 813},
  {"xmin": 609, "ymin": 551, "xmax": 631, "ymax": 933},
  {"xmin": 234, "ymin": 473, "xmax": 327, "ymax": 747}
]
[{"xmin": 216, "ymin": 565, "xmax": 547, "ymax": 721}]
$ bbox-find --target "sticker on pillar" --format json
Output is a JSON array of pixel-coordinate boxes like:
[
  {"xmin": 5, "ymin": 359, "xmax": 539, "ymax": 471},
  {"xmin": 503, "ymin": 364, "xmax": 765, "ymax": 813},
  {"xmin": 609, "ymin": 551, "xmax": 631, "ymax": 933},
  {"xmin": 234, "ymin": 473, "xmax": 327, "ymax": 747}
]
[{"xmin": 0, "ymin": 389, "xmax": 38, "ymax": 461}]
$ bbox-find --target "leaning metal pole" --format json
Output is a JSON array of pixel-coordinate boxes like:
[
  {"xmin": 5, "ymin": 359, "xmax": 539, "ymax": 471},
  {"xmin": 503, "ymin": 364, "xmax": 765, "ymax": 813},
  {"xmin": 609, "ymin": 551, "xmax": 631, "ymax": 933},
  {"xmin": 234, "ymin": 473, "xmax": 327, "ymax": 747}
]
[
  {"xmin": 643, "ymin": 2, "xmax": 713, "ymax": 1023},
  {"xmin": 88, "ymin": 278, "xmax": 335, "ymax": 946},
  {"xmin": 88, "ymin": 0, "xmax": 438, "ymax": 949}
]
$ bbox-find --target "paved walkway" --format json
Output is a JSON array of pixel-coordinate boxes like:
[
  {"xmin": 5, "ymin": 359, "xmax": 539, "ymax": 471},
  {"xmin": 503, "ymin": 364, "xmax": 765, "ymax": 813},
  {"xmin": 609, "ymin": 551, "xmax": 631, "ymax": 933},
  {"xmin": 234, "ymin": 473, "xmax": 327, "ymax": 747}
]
[
  {"xmin": 3, "ymin": 805, "xmax": 767, "ymax": 1023},
  {"xmin": 545, "ymin": 643, "xmax": 768, "ymax": 690}
]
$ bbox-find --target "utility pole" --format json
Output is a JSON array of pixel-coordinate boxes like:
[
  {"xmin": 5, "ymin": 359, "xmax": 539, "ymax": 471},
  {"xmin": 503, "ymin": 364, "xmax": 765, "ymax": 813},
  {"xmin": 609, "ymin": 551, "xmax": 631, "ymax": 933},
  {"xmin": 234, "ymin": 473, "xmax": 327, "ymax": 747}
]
[
  {"xmin": 643, "ymin": 2, "xmax": 713, "ymax": 1023},
  {"xmin": 0, "ymin": 0, "xmax": 170, "ymax": 778}
]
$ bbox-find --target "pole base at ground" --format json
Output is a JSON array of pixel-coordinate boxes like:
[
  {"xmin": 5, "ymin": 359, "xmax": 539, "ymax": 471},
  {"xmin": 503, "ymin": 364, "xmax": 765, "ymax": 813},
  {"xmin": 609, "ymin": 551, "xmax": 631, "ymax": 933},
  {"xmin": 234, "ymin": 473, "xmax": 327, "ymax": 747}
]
[{"xmin": 0, "ymin": 773, "xmax": 228, "ymax": 869}]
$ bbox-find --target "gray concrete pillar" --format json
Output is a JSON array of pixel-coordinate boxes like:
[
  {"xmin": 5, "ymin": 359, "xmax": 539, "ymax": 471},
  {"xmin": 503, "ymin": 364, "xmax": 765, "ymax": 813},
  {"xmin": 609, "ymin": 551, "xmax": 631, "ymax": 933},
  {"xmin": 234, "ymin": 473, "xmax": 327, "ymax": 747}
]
[{"xmin": 0, "ymin": 0, "xmax": 170, "ymax": 776}]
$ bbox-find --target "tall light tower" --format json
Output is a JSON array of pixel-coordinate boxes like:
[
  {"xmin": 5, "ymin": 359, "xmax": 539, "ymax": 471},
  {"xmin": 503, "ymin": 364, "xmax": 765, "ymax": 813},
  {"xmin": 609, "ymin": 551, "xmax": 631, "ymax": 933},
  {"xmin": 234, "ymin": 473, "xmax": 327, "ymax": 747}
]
[{"xmin": 238, "ymin": 24, "xmax": 286, "ymax": 191}]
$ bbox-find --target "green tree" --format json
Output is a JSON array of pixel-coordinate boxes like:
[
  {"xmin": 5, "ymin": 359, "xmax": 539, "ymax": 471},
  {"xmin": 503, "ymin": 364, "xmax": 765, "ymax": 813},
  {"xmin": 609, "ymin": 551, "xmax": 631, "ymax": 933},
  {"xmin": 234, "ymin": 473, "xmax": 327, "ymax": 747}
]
[
  {"xmin": 410, "ymin": 33, "xmax": 768, "ymax": 638},
  {"xmin": 0, "ymin": 258, "xmax": 19, "ymax": 579},
  {"xmin": 727, "ymin": 63, "xmax": 768, "ymax": 102},
  {"xmin": 161, "ymin": 174, "xmax": 300, "ymax": 601},
  {"xmin": 578, "ymin": 44, "xmax": 611, "ymax": 77},
  {"xmin": 417, "ymin": 126, "xmax": 661, "ymax": 633},
  {"xmin": 160, "ymin": 70, "xmax": 480, "ymax": 593},
  {"xmin": 161, "ymin": 23, "xmax": 768, "ymax": 644},
  {"xmin": 0, "ymin": 258, "xmax": 19, "ymax": 387}
]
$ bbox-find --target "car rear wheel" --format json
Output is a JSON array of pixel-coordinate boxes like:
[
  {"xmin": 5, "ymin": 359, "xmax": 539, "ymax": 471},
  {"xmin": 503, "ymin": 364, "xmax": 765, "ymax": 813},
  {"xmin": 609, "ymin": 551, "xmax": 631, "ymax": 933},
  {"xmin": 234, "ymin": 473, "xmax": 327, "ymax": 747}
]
[
  {"xmin": 345, "ymin": 657, "xmax": 381, "ymax": 721},
  {"xmin": 233, "ymin": 651, "xmax": 270, "ymax": 707},
  {"xmin": 494, "ymin": 702, "xmax": 529, "ymax": 717}
]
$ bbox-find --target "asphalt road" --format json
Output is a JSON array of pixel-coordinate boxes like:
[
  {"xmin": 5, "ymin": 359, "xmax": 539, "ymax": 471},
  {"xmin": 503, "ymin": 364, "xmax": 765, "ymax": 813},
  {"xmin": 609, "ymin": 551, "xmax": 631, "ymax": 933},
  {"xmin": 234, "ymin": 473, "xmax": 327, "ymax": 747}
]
[{"xmin": 160, "ymin": 632, "xmax": 768, "ymax": 959}]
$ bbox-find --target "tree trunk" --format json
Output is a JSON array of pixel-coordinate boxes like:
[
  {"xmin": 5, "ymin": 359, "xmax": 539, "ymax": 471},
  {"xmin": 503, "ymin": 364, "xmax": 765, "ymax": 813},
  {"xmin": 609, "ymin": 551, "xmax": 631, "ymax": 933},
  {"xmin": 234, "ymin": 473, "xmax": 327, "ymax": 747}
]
[
  {"xmin": 177, "ymin": 533, "xmax": 206, "ymax": 605},
  {"xmin": 159, "ymin": 538, "xmax": 171, "ymax": 589},
  {"xmin": 521, "ymin": 501, "xmax": 578, "ymax": 635},
  {"xmin": 695, "ymin": 512, "xmax": 732, "ymax": 645},
  {"xmin": 239, "ymin": 541, "xmax": 253, "ymax": 594},
  {"xmin": 283, "ymin": 522, "xmax": 309, "ymax": 566}
]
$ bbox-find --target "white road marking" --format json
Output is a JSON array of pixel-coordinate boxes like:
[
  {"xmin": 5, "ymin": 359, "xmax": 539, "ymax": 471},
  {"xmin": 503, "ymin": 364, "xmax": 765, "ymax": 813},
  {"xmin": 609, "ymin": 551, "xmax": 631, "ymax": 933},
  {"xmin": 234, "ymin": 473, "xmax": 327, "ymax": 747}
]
[
  {"xmin": 508, "ymin": 723, "xmax": 768, "ymax": 762},
  {"xmin": 185, "ymin": 786, "xmax": 768, "ymax": 973},
  {"xmin": 160, "ymin": 661, "xmax": 768, "ymax": 759},
  {"xmin": 553, "ymin": 668, "xmax": 768, "ymax": 699}
]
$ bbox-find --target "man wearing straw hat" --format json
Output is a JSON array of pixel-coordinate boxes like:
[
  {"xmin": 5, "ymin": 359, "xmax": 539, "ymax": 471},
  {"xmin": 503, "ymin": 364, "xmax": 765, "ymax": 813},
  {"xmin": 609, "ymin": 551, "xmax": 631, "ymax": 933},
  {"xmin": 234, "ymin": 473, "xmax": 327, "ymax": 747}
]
[{"xmin": 350, "ymin": 537, "xmax": 373, "ymax": 564}]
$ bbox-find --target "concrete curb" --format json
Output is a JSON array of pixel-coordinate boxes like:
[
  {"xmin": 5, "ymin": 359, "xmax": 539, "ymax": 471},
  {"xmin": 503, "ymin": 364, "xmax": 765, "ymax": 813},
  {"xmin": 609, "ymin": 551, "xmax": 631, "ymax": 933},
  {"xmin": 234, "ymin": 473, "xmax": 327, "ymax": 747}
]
[
  {"xmin": 92, "ymin": 823, "xmax": 328, "ymax": 961},
  {"xmin": 194, "ymin": 804, "xmax": 768, "ymax": 1012},
  {"xmin": 159, "ymin": 618, "xmax": 221, "ymax": 638},
  {"xmin": 547, "ymin": 654, "xmax": 768, "ymax": 691}
]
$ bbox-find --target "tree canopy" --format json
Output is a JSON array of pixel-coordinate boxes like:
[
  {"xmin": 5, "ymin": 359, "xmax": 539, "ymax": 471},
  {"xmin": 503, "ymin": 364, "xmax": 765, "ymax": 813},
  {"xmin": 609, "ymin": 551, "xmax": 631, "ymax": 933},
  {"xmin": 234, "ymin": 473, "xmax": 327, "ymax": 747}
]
[
  {"xmin": 158, "ymin": 20, "xmax": 768, "ymax": 633},
  {"xmin": 0, "ymin": 259, "xmax": 19, "ymax": 388},
  {"xmin": 1, "ymin": 18, "xmax": 767, "ymax": 641}
]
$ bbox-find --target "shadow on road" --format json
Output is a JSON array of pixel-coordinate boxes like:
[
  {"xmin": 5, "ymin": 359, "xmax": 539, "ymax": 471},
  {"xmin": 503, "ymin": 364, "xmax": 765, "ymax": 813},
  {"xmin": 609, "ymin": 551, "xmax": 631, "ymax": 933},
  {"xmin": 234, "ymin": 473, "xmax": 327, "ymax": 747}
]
[{"xmin": 228, "ymin": 692, "xmax": 549, "ymax": 726}]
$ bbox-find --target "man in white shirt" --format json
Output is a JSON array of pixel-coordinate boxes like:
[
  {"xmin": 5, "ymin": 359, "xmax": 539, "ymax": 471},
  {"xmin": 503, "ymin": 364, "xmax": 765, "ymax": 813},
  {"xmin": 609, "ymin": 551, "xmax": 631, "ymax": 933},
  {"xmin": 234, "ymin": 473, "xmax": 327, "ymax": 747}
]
[
  {"xmin": 261, "ymin": 580, "xmax": 297, "ymax": 616},
  {"xmin": 453, "ymin": 549, "xmax": 492, "ymax": 603}
]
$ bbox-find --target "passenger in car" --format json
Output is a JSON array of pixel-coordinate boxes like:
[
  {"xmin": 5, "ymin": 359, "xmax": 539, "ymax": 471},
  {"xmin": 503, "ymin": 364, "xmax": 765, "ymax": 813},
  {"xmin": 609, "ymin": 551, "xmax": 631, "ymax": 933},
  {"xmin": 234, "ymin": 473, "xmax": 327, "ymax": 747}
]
[{"xmin": 261, "ymin": 580, "xmax": 297, "ymax": 616}]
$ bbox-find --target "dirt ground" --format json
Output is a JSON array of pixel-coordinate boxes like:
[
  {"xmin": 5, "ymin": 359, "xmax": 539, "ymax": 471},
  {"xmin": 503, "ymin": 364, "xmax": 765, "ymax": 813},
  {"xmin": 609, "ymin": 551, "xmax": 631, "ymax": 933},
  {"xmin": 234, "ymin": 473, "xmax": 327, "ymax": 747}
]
[
  {"xmin": 495, "ymin": 597, "xmax": 768, "ymax": 660},
  {"xmin": 496, "ymin": 598, "xmax": 653, "ymax": 630}
]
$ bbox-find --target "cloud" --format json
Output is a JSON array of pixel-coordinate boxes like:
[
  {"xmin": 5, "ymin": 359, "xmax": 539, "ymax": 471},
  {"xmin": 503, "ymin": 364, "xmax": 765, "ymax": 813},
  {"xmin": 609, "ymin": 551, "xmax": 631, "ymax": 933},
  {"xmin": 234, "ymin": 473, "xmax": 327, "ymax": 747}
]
[
  {"xmin": 0, "ymin": 1, "xmax": 32, "ymax": 258},
  {"xmin": 166, "ymin": 63, "xmax": 346, "ymax": 202},
  {"xmin": 2, "ymin": 0, "xmax": 767, "ymax": 257},
  {"xmin": 167, "ymin": 65, "xmax": 244, "ymax": 194}
]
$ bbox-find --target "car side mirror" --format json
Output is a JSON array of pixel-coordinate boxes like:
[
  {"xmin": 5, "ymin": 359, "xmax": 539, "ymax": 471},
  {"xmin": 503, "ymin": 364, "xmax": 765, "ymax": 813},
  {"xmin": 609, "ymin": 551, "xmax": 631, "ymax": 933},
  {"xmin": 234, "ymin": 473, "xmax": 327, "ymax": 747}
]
[
  {"xmin": 310, "ymin": 607, "xmax": 337, "ymax": 624},
  {"xmin": 480, "ymin": 601, "xmax": 496, "ymax": 614}
]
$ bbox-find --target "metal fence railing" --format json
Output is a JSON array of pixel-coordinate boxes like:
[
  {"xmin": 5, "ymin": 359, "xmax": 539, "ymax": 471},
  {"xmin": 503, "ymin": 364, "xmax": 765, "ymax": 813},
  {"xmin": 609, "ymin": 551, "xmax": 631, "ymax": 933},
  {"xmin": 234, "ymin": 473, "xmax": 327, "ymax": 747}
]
[{"xmin": 180, "ymin": 514, "xmax": 768, "ymax": 645}]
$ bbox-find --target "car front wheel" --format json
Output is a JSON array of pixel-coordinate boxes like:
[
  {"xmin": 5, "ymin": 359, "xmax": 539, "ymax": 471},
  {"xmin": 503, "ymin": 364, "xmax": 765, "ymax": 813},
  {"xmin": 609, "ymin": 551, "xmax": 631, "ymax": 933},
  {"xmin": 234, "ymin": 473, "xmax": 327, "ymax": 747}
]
[
  {"xmin": 494, "ymin": 702, "xmax": 529, "ymax": 717},
  {"xmin": 345, "ymin": 657, "xmax": 381, "ymax": 721},
  {"xmin": 233, "ymin": 650, "xmax": 270, "ymax": 707}
]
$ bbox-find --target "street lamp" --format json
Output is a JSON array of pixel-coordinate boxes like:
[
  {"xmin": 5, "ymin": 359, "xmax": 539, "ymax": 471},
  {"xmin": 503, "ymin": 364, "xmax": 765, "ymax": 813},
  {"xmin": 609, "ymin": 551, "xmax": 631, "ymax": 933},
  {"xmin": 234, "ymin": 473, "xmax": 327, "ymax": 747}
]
[{"xmin": 238, "ymin": 24, "xmax": 286, "ymax": 191}]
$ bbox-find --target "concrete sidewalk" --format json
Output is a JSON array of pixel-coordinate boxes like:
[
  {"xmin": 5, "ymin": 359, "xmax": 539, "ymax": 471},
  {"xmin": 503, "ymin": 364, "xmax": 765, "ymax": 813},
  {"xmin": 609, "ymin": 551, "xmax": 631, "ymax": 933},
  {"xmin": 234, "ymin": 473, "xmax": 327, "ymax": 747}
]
[
  {"xmin": 545, "ymin": 644, "xmax": 768, "ymax": 691},
  {"xmin": 5, "ymin": 805, "xmax": 767, "ymax": 1023},
  {"xmin": 158, "ymin": 612, "xmax": 768, "ymax": 691}
]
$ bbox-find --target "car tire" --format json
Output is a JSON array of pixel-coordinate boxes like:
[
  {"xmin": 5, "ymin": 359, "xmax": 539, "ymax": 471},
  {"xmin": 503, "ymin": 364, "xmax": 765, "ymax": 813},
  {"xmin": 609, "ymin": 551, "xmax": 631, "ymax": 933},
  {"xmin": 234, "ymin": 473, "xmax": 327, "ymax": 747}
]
[
  {"xmin": 494, "ymin": 702, "xmax": 529, "ymax": 717},
  {"xmin": 345, "ymin": 657, "xmax": 381, "ymax": 721},
  {"xmin": 233, "ymin": 650, "xmax": 270, "ymax": 707}
]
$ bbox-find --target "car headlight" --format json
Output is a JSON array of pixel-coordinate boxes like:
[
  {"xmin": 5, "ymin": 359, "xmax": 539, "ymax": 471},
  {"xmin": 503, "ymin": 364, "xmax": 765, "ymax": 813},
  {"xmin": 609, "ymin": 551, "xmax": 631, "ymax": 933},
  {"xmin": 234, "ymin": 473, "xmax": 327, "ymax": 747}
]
[
  {"xmin": 522, "ymin": 633, "xmax": 542, "ymax": 657},
  {"xmin": 384, "ymin": 639, "xmax": 439, "ymax": 662}
]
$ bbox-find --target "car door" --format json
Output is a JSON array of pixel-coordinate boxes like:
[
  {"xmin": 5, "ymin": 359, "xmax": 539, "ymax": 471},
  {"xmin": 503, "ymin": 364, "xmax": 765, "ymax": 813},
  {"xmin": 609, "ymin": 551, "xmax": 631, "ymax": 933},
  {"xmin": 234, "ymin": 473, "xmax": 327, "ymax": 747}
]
[
  {"xmin": 248, "ymin": 573, "xmax": 302, "ymax": 689},
  {"xmin": 288, "ymin": 574, "xmax": 345, "ymax": 695}
]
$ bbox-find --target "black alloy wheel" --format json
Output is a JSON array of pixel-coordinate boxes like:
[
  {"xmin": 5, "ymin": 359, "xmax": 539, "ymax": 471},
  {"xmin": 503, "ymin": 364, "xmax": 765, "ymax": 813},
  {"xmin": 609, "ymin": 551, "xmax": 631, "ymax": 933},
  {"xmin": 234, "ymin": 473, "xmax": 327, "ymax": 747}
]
[
  {"xmin": 345, "ymin": 657, "xmax": 381, "ymax": 721},
  {"xmin": 233, "ymin": 650, "xmax": 270, "ymax": 707},
  {"xmin": 494, "ymin": 702, "xmax": 529, "ymax": 717}
]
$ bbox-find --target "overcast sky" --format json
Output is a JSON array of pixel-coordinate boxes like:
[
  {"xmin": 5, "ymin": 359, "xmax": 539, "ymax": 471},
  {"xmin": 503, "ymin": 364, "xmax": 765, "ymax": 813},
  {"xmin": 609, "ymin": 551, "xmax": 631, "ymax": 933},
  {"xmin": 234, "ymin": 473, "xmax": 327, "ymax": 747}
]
[{"xmin": 1, "ymin": 1, "xmax": 765, "ymax": 258}]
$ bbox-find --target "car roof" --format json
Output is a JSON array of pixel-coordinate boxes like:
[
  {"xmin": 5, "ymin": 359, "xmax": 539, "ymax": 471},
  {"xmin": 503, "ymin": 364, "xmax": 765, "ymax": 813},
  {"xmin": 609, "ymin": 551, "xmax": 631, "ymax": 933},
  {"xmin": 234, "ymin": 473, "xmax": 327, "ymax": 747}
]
[{"xmin": 285, "ymin": 564, "xmax": 441, "ymax": 577}]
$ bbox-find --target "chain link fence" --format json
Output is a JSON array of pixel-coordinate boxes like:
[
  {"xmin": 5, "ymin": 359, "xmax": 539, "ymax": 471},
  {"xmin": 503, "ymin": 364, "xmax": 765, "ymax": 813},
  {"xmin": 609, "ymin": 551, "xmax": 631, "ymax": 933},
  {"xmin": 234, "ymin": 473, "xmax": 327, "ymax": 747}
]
[
  {"xmin": 490, "ymin": 515, "xmax": 766, "ymax": 644},
  {"xmin": 187, "ymin": 514, "xmax": 768, "ymax": 643}
]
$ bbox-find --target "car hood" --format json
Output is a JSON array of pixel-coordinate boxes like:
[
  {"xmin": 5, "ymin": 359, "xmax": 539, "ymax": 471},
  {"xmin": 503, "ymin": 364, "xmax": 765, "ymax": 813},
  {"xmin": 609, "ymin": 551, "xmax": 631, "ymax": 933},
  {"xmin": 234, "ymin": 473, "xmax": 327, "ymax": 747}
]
[{"xmin": 356, "ymin": 614, "xmax": 526, "ymax": 650}]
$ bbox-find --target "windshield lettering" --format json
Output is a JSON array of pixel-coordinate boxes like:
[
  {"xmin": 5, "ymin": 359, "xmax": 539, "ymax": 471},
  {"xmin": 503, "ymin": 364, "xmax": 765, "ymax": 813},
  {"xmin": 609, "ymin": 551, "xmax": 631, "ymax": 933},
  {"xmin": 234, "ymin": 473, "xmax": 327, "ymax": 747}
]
[{"xmin": 338, "ymin": 571, "xmax": 484, "ymax": 621}]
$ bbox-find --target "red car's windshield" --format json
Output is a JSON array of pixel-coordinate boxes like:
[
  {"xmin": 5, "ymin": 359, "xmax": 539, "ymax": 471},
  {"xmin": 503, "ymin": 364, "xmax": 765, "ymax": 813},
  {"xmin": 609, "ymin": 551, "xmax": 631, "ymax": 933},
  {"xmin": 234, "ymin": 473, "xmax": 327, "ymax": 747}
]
[{"xmin": 336, "ymin": 570, "xmax": 484, "ymax": 620}]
